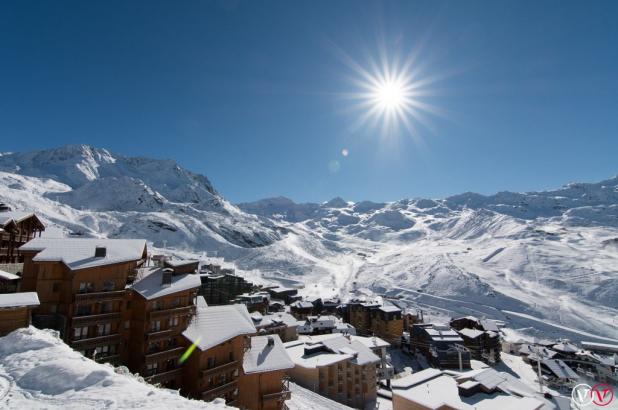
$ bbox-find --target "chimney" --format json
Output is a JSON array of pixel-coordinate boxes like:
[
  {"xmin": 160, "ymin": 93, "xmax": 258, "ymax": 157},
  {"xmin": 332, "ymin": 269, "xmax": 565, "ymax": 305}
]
[
  {"xmin": 162, "ymin": 268, "xmax": 173, "ymax": 287},
  {"xmin": 95, "ymin": 246, "xmax": 107, "ymax": 258},
  {"xmin": 267, "ymin": 336, "xmax": 275, "ymax": 346}
]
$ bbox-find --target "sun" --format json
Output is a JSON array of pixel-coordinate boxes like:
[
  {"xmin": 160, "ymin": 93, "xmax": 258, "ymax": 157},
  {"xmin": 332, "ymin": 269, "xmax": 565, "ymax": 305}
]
[
  {"xmin": 336, "ymin": 46, "xmax": 444, "ymax": 140},
  {"xmin": 374, "ymin": 80, "xmax": 405, "ymax": 110}
]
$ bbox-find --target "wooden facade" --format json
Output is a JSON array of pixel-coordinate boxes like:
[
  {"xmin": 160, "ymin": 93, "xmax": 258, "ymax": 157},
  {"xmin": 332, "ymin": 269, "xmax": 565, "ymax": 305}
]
[
  {"xmin": 129, "ymin": 287, "xmax": 198, "ymax": 389},
  {"xmin": 238, "ymin": 371, "xmax": 290, "ymax": 410},
  {"xmin": 182, "ymin": 334, "xmax": 248, "ymax": 406},
  {"xmin": 19, "ymin": 244, "xmax": 147, "ymax": 365},
  {"xmin": 347, "ymin": 302, "xmax": 404, "ymax": 345},
  {"xmin": 0, "ymin": 213, "xmax": 45, "ymax": 263}
]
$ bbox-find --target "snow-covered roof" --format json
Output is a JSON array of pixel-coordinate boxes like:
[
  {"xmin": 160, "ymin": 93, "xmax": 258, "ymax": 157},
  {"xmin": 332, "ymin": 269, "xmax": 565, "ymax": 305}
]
[
  {"xmin": 459, "ymin": 328, "xmax": 484, "ymax": 339},
  {"xmin": 392, "ymin": 371, "xmax": 467, "ymax": 409},
  {"xmin": 183, "ymin": 304, "xmax": 256, "ymax": 351},
  {"xmin": 0, "ymin": 211, "xmax": 36, "ymax": 226},
  {"xmin": 552, "ymin": 341, "xmax": 579, "ymax": 353},
  {"xmin": 378, "ymin": 305, "xmax": 401, "ymax": 313},
  {"xmin": 20, "ymin": 238, "xmax": 147, "ymax": 271},
  {"xmin": 253, "ymin": 312, "xmax": 298, "ymax": 328},
  {"xmin": 542, "ymin": 359, "xmax": 578, "ymax": 379},
  {"xmin": 284, "ymin": 335, "xmax": 380, "ymax": 369},
  {"xmin": 130, "ymin": 268, "xmax": 201, "ymax": 300},
  {"xmin": 0, "ymin": 269, "xmax": 20, "ymax": 281},
  {"xmin": 196, "ymin": 295, "xmax": 208, "ymax": 309},
  {"xmin": 480, "ymin": 319, "xmax": 499, "ymax": 332},
  {"xmin": 243, "ymin": 335, "xmax": 294, "ymax": 374},
  {"xmin": 0, "ymin": 292, "xmax": 40, "ymax": 308},
  {"xmin": 349, "ymin": 335, "xmax": 390, "ymax": 349},
  {"xmin": 290, "ymin": 301, "xmax": 313, "ymax": 309},
  {"xmin": 391, "ymin": 368, "xmax": 442, "ymax": 389}
]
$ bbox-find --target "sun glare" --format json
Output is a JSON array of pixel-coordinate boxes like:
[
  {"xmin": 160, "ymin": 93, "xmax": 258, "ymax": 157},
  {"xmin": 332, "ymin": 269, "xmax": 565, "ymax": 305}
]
[{"xmin": 337, "ymin": 45, "xmax": 444, "ymax": 140}]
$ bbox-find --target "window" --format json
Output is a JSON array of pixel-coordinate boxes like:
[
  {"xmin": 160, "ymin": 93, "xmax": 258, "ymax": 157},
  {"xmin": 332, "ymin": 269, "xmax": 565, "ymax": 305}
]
[
  {"xmin": 100, "ymin": 302, "xmax": 113, "ymax": 314},
  {"xmin": 76, "ymin": 304, "xmax": 92, "ymax": 316},
  {"xmin": 168, "ymin": 338, "xmax": 178, "ymax": 348},
  {"xmin": 74, "ymin": 326, "xmax": 88, "ymax": 340},
  {"xmin": 207, "ymin": 357, "xmax": 216, "ymax": 369},
  {"xmin": 78, "ymin": 282, "xmax": 94, "ymax": 293},
  {"xmin": 124, "ymin": 321, "xmax": 130, "ymax": 330},
  {"xmin": 97, "ymin": 323, "xmax": 111, "ymax": 336},
  {"xmin": 102, "ymin": 280, "xmax": 115, "ymax": 291},
  {"xmin": 148, "ymin": 342, "xmax": 160, "ymax": 353},
  {"xmin": 167, "ymin": 316, "xmax": 179, "ymax": 328},
  {"xmin": 151, "ymin": 320, "xmax": 161, "ymax": 332},
  {"xmin": 146, "ymin": 362, "xmax": 158, "ymax": 376},
  {"xmin": 171, "ymin": 297, "xmax": 180, "ymax": 308},
  {"xmin": 152, "ymin": 300, "xmax": 163, "ymax": 311},
  {"xmin": 229, "ymin": 351, "xmax": 234, "ymax": 362}
]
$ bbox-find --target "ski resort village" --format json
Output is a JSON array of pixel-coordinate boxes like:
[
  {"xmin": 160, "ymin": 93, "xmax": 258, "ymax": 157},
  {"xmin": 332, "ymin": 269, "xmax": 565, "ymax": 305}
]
[{"xmin": 1, "ymin": 194, "xmax": 617, "ymax": 409}]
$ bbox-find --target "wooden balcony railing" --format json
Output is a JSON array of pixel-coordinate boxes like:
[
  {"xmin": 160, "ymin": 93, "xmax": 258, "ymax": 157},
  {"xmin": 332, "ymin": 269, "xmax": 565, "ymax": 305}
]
[
  {"xmin": 144, "ymin": 346, "xmax": 185, "ymax": 363},
  {"xmin": 72, "ymin": 312, "xmax": 121, "ymax": 326},
  {"xmin": 145, "ymin": 367, "xmax": 183, "ymax": 384},
  {"xmin": 200, "ymin": 360, "xmax": 239, "ymax": 377},
  {"xmin": 148, "ymin": 305, "xmax": 195, "ymax": 319},
  {"xmin": 71, "ymin": 333, "xmax": 122, "ymax": 350},
  {"xmin": 146, "ymin": 328, "xmax": 176, "ymax": 342},
  {"xmin": 74, "ymin": 289, "xmax": 127, "ymax": 302},
  {"xmin": 202, "ymin": 379, "xmax": 237, "ymax": 400}
]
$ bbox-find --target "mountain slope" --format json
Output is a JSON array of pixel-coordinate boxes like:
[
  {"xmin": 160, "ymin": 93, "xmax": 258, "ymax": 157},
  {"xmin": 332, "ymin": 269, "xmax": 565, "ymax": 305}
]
[{"xmin": 1, "ymin": 145, "xmax": 617, "ymax": 341}]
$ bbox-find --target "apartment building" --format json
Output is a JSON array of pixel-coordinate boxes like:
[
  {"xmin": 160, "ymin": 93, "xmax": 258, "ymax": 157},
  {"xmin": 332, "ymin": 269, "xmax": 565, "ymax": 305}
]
[
  {"xmin": 19, "ymin": 238, "xmax": 148, "ymax": 364},
  {"xmin": 128, "ymin": 266, "xmax": 201, "ymax": 388},
  {"xmin": 238, "ymin": 335, "xmax": 294, "ymax": 410},
  {"xmin": 450, "ymin": 316, "xmax": 502, "ymax": 364},
  {"xmin": 0, "ymin": 292, "xmax": 39, "ymax": 336},
  {"xmin": 284, "ymin": 334, "xmax": 380, "ymax": 408},
  {"xmin": 404, "ymin": 324, "xmax": 471, "ymax": 369},
  {"xmin": 346, "ymin": 299, "xmax": 404, "ymax": 345},
  {"xmin": 181, "ymin": 303, "xmax": 257, "ymax": 406}
]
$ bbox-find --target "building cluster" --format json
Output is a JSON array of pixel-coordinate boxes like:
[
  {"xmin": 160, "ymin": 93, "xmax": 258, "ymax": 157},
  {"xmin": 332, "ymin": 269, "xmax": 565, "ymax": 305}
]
[
  {"xmin": 5, "ymin": 209, "xmax": 612, "ymax": 409},
  {"xmin": 504, "ymin": 338, "xmax": 618, "ymax": 387}
]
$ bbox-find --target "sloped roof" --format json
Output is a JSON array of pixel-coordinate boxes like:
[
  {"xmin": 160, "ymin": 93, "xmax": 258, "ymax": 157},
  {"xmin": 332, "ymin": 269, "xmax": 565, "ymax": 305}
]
[
  {"xmin": 130, "ymin": 268, "xmax": 201, "ymax": 300},
  {"xmin": 253, "ymin": 312, "xmax": 298, "ymax": 328},
  {"xmin": 243, "ymin": 335, "xmax": 294, "ymax": 374},
  {"xmin": 479, "ymin": 319, "xmax": 499, "ymax": 332},
  {"xmin": 391, "ymin": 368, "xmax": 443, "ymax": 389},
  {"xmin": 0, "ymin": 270, "xmax": 20, "ymax": 281},
  {"xmin": 0, "ymin": 292, "xmax": 40, "ymax": 308},
  {"xmin": 459, "ymin": 328, "xmax": 484, "ymax": 339},
  {"xmin": 0, "ymin": 211, "xmax": 36, "ymax": 226},
  {"xmin": 20, "ymin": 238, "xmax": 146, "ymax": 270},
  {"xmin": 542, "ymin": 359, "xmax": 578, "ymax": 379},
  {"xmin": 284, "ymin": 334, "xmax": 380, "ymax": 368},
  {"xmin": 349, "ymin": 335, "xmax": 389, "ymax": 349},
  {"xmin": 183, "ymin": 304, "xmax": 256, "ymax": 351},
  {"xmin": 164, "ymin": 259, "xmax": 199, "ymax": 268}
]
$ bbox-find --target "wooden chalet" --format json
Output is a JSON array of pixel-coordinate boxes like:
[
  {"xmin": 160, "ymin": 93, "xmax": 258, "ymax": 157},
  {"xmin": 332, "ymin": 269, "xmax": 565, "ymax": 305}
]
[
  {"xmin": 0, "ymin": 211, "xmax": 45, "ymax": 263},
  {"xmin": 19, "ymin": 237, "xmax": 147, "ymax": 364}
]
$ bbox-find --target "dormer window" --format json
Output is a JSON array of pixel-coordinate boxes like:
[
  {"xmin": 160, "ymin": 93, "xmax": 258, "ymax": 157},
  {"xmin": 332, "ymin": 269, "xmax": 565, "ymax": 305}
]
[{"xmin": 94, "ymin": 246, "xmax": 107, "ymax": 258}]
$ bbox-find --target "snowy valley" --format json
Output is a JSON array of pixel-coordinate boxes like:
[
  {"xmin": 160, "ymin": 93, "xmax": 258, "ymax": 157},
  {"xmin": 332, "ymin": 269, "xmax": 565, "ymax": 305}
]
[{"xmin": 1, "ymin": 144, "xmax": 617, "ymax": 343}]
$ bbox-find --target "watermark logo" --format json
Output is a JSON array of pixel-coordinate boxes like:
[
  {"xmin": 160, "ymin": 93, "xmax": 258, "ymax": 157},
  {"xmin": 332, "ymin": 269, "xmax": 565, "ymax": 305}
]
[
  {"xmin": 571, "ymin": 383, "xmax": 615, "ymax": 407},
  {"xmin": 573, "ymin": 384, "xmax": 593, "ymax": 407},
  {"xmin": 591, "ymin": 384, "xmax": 614, "ymax": 407}
]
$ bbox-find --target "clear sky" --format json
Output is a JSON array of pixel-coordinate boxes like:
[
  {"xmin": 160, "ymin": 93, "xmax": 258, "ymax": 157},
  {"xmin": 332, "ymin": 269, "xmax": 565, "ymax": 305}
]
[{"xmin": 1, "ymin": 1, "xmax": 617, "ymax": 203}]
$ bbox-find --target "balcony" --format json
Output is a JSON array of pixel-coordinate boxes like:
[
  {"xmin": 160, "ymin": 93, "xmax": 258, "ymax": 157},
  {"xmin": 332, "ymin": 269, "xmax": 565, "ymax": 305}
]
[
  {"xmin": 149, "ymin": 305, "xmax": 195, "ymax": 320},
  {"xmin": 72, "ymin": 312, "xmax": 121, "ymax": 327},
  {"xmin": 146, "ymin": 328, "xmax": 176, "ymax": 342},
  {"xmin": 202, "ymin": 379, "xmax": 237, "ymax": 400},
  {"xmin": 75, "ymin": 290, "xmax": 127, "ymax": 303},
  {"xmin": 71, "ymin": 333, "xmax": 122, "ymax": 350},
  {"xmin": 145, "ymin": 346, "xmax": 185, "ymax": 363},
  {"xmin": 200, "ymin": 360, "xmax": 239, "ymax": 377},
  {"xmin": 145, "ymin": 367, "xmax": 183, "ymax": 384}
]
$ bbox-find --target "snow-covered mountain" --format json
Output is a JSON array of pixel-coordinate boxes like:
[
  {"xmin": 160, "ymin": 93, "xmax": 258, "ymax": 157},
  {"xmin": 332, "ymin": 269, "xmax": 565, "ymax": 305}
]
[{"xmin": 1, "ymin": 145, "xmax": 617, "ymax": 342}]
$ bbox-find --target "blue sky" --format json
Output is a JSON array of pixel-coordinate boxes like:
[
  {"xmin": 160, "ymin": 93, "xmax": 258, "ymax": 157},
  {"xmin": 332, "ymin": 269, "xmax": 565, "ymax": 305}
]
[{"xmin": 1, "ymin": 1, "xmax": 617, "ymax": 203}]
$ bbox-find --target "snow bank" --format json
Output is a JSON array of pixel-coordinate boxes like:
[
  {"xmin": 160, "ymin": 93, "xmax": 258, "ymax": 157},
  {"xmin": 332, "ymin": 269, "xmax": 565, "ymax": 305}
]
[{"xmin": 0, "ymin": 327, "xmax": 231, "ymax": 410}]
